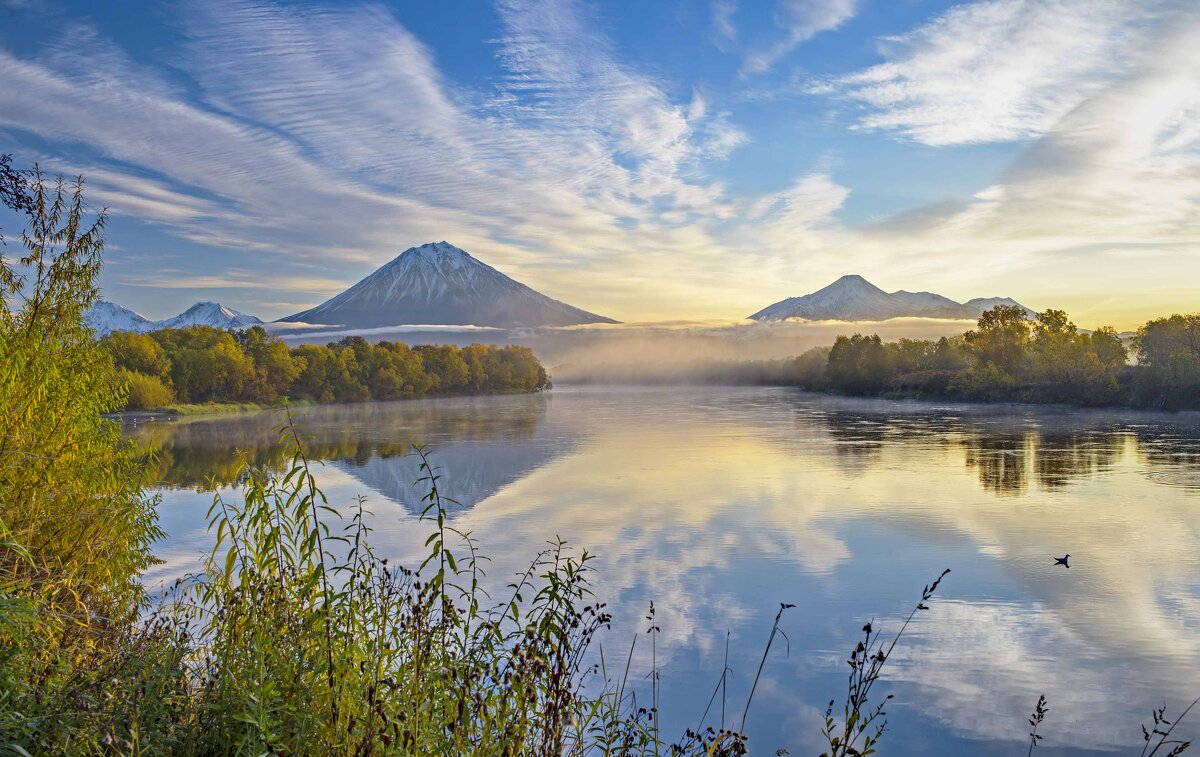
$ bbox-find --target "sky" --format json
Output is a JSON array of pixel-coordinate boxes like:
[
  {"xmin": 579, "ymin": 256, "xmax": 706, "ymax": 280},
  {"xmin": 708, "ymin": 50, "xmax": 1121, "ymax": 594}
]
[{"xmin": 1, "ymin": 0, "xmax": 1197, "ymax": 329}]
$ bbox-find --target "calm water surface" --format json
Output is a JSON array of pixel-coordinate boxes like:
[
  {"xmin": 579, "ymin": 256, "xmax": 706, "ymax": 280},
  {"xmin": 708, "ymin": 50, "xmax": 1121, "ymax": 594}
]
[{"xmin": 126, "ymin": 386, "xmax": 1200, "ymax": 755}]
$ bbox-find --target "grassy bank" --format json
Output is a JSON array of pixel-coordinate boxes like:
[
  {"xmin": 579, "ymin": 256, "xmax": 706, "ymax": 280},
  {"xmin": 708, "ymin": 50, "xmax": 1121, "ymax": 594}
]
[{"xmin": 124, "ymin": 400, "xmax": 278, "ymax": 418}]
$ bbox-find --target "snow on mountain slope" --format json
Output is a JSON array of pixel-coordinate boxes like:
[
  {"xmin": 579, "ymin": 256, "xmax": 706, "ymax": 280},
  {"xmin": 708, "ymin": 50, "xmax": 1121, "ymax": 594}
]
[
  {"xmin": 963, "ymin": 297, "xmax": 1038, "ymax": 319},
  {"xmin": 157, "ymin": 302, "xmax": 264, "ymax": 330},
  {"xmin": 749, "ymin": 276, "xmax": 1033, "ymax": 322},
  {"xmin": 279, "ymin": 241, "xmax": 617, "ymax": 329},
  {"xmin": 84, "ymin": 301, "xmax": 155, "ymax": 335},
  {"xmin": 84, "ymin": 300, "xmax": 265, "ymax": 334},
  {"xmin": 749, "ymin": 275, "xmax": 904, "ymax": 321},
  {"xmin": 889, "ymin": 290, "xmax": 976, "ymax": 318}
]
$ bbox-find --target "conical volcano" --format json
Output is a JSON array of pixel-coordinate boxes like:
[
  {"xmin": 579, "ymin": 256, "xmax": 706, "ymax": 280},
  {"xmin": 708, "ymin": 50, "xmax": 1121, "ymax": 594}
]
[{"xmin": 280, "ymin": 242, "xmax": 617, "ymax": 329}]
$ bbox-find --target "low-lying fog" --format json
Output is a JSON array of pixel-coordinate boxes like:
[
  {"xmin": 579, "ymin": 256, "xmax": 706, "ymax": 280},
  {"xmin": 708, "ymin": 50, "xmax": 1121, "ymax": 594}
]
[{"xmin": 267, "ymin": 318, "xmax": 975, "ymax": 383}]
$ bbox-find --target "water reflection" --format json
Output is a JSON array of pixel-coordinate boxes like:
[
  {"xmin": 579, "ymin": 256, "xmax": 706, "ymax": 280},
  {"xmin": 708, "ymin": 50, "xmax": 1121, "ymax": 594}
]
[
  {"xmin": 132, "ymin": 388, "xmax": 1200, "ymax": 754},
  {"xmin": 128, "ymin": 394, "xmax": 560, "ymax": 513}
]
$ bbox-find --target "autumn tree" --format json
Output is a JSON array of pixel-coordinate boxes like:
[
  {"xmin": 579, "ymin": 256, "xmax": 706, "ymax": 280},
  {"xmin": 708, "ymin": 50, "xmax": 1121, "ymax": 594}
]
[
  {"xmin": 1088, "ymin": 326, "xmax": 1128, "ymax": 371},
  {"xmin": 963, "ymin": 305, "xmax": 1032, "ymax": 374},
  {"xmin": 0, "ymin": 165, "xmax": 164, "ymax": 745},
  {"xmin": 236, "ymin": 325, "xmax": 301, "ymax": 403}
]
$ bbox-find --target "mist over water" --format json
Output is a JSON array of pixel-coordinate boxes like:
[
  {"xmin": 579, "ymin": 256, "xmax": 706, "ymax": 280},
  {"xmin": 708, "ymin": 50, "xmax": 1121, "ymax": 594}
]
[
  {"xmin": 128, "ymin": 387, "xmax": 1200, "ymax": 754},
  {"xmin": 272, "ymin": 318, "xmax": 974, "ymax": 382}
]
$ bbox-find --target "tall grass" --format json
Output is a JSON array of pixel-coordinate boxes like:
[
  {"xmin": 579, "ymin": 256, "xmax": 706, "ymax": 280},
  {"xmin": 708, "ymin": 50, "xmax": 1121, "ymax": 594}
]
[
  {"xmin": 819, "ymin": 569, "xmax": 950, "ymax": 757},
  {"xmin": 64, "ymin": 415, "xmax": 945, "ymax": 756},
  {"xmin": 179, "ymin": 420, "xmax": 628, "ymax": 754},
  {"xmin": 170, "ymin": 418, "xmax": 964, "ymax": 755}
]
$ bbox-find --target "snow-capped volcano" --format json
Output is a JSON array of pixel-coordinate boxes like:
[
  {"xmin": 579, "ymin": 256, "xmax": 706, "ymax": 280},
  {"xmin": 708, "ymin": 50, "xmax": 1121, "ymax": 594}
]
[
  {"xmin": 84, "ymin": 301, "xmax": 155, "ymax": 336},
  {"xmin": 279, "ymin": 241, "xmax": 617, "ymax": 329},
  {"xmin": 749, "ymin": 275, "xmax": 1033, "ymax": 322},
  {"xmin": 158, "ymin": 302, "xmax": 264, "ymax": 330},
  {"xmin": 83, "ymin": 300, "xmax": 264, "ymax": 335}
]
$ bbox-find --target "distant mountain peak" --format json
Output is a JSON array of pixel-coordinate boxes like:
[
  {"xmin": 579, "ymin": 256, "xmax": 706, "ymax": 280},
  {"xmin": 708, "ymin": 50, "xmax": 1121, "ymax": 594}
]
[
  {"xmin": 160, "ymin": 302, "xmax": 263, "ymax": 330},
  {"xmin": 84, "ymin": 300, "xmax": 264, "ymax": 335},
  {"xmin": 749, "ymin": 275, "xmax": 1032, "ymax": 322},
  {"xmin": 84, "ymin": 300, "xmax": 155, "ymax": 336},
  {"xmin": 396, "ymin": 240, "xmax": 469, "ymax": 260},
  {"xmin": 279, "ymin": 241, "xmax": 617, "ymax": 329},
  {"xmin": 964, "ymin": 297, "xmax": 1038, "ymax": 319},
  {"xmin": 823, "ymin": 274, "xmax": 888, "ymax": 294}
]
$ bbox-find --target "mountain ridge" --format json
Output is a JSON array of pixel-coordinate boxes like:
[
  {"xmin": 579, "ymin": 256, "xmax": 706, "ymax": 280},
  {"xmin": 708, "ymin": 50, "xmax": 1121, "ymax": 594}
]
[
  {"xmin": 749, "ymin": 275, "xmax": 1035, "ymax": 322},
  {"xmin": 84, "ymin": 300, "xmax": 263, "ymax": 336}
]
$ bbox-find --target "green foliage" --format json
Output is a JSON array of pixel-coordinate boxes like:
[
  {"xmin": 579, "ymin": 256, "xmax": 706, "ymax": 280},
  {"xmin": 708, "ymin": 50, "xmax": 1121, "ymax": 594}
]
[
  {"xmin": 821, "ymin": 569, "xmax": 950, "ymax": 757},
  {"xmin": 0, "ymin": 167, "xmax": 165, "ymax": 750},
  {"xmin": 1028, "ymin": 693, "xmax": 1048, "ymax": 755},
  {"xmin": 99, "ymin": 327, "xmax": 551, "ymax": 410},
  {"xmin": 804, "ymin": 306, "xmax": 1142, "ymax": 407},
  {"xmin": 121, "ymin": 368, "xmax": 176, "ymax": 410},
  {"xmin": 151, "ymin": 326, "xmax": 258, "ymax": 403},
  {"xmin": 1024, "ymin": 310, "xmax": 1119, "ymax": 404},
  {"xmin": 1089, "ymin": 326, "xmax": 1128, "ymax": 372},
  {"xmin": 100, "ymin": 330, "xmax": 172, "ymax": 379},
  {"xmin": 827, "ymin": 334, "xmax": 892, "ymax": 395},
  {"xmin": 236, "ymin": 325, "xmax": 302, "ymax": 403},
  {"xmin": 0, "ymin": 153, "xmax": 35, "ymax": 246},
  {"xmin": 964, "ymin": 305, "xmax": 1032, "ymax": 374},
  {"xmin": 178, "ymin": 434, "xmax": 627, "ymax": 754},
  {"xmin": 1132, "ymin": 314, "xmax": 1200, "ymax": 409}
]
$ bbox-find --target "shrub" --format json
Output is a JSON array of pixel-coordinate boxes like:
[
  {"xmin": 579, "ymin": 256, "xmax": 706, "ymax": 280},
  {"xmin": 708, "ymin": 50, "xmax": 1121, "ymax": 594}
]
[
  {"xmin": 0, "ymin": 168, "xmax": 164, "ymax": 750},
  {"xmin": 121, "ymin": 368, "xmax": 176, "ymax": 409}
]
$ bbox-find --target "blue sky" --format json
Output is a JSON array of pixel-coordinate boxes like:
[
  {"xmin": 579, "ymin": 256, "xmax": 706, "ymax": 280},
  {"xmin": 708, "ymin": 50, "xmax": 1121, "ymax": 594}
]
[{"xmin": 1, "ymin": 0, "xmax": 1197, "ymax": 328}]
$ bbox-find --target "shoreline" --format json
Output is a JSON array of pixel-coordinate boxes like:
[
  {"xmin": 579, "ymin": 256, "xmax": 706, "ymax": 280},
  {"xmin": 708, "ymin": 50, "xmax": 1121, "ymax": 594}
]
[{"xmin": 109, "ymin": 388, "xmax": 553, "ymax": 424}]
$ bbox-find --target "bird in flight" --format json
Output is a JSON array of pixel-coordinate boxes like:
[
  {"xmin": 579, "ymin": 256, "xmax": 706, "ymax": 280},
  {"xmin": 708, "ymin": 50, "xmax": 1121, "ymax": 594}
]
[{"xmin": 1054, "ymin": 554, "xmax": 1070, "ymax": 568}]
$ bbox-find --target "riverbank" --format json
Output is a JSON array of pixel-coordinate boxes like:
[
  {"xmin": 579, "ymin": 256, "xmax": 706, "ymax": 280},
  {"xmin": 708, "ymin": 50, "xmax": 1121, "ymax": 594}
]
[
  {"xmin": 114, "ymin": 386, "xmax": 554, "ymax": 424},
  {"xmin": 113, "ymin": 400, "xmax": 284, "ymax": 423}
]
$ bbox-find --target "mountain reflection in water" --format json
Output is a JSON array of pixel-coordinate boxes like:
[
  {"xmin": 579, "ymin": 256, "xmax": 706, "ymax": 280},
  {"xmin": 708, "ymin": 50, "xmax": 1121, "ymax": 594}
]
[
  {"xmin": 128, "ymin": 387, "xmax": 1200, "ymax": 755},
  {"xmin": 129, "ymin": 393, "xmax": 561, "ymax": 513}
]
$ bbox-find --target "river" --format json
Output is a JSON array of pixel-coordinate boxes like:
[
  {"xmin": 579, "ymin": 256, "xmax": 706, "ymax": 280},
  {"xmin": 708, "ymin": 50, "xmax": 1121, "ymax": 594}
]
[{"xmin": 124, "ymin": 385, "xmax": 1200, "ymax": 755}]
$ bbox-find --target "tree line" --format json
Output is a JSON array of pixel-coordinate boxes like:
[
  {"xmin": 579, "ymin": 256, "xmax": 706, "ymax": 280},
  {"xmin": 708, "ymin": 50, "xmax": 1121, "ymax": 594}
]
[
  {"xmin": 768, "ymin": 305, "xmax": 1200, "ymax": 408},
  {"xmin": 99, "ymin": 326, "xmax": 551, "ymax": 409}
]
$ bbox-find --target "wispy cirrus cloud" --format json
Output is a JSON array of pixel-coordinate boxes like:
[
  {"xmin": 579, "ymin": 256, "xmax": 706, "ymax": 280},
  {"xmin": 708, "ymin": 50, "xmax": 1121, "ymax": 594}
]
[
  {"xmin": 741, "ymin": 0, "xmax": 858, "ymax": 76},
  {"xmin": 0, "ymin": 0, "xmax": 789, "ymax": 319},
  {"xmin": 120, "ymin": 268, "xmax": 347, "ymax": 293},
  {"xmin": 711, "ymin": 0, "xmax": 738, "ymax": 49},
  {"xmin": 824, "ymin": 0, "xmax": 1162, "ymax": 146},
  {"xmin": 818, "ymin": 0, "xmax": 1200, "ymax": 323}
]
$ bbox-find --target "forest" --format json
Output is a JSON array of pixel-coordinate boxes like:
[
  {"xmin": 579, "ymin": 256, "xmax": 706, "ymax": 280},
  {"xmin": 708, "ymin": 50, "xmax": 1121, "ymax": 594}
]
[
  {"xmin": 739, "ymin": 305, "xmax": 1200, "ymax": 409},
  {"xmin": 99, "ymin": 327, "xmax": 550, "ymax": 410}
]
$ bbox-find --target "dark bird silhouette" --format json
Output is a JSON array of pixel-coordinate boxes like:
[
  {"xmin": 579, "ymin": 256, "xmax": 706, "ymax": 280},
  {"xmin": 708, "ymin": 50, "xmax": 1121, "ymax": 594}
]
[{"xmin": 1054, "ymin": 554, "xmax": 1070, "ymax": 568}]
